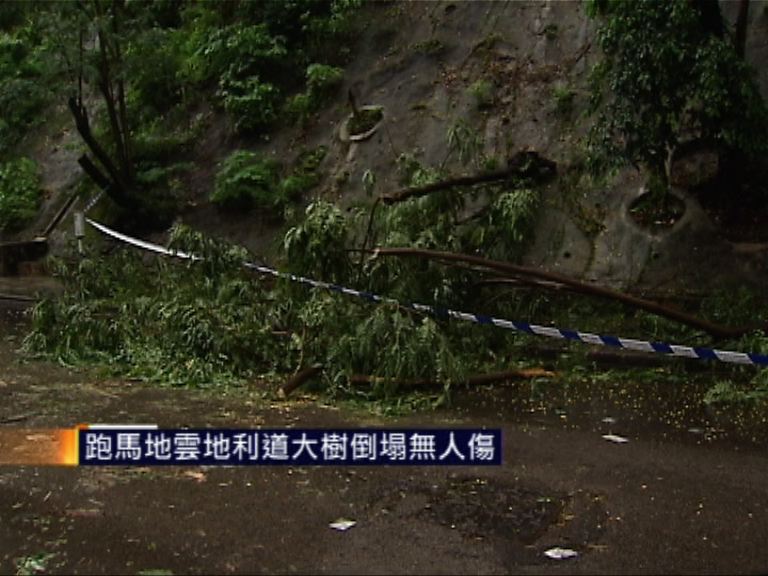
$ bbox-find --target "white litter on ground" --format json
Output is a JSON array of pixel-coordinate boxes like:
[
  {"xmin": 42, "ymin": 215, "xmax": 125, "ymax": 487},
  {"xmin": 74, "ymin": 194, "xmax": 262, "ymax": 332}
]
[
  {"xmin": 602, "ymin": 434, "xmax": 629, "ymax": 443},
  {"xmin": 329, "ymin": 518, "xmax": 357, "ymax": 531},
  {"xmin": 544, "ymin": 547, "xmax": 579, "ymax": 560}
]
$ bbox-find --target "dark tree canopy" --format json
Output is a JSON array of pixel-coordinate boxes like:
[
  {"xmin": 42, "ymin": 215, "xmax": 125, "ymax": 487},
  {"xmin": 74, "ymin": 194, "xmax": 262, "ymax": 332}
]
[{"xmin": 587, "ymin": 0, "xmax": 768, "ymax": 189}]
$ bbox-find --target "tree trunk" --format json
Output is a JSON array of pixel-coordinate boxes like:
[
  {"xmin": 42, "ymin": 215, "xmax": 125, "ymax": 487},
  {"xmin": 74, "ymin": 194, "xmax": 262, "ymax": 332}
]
[
  {"xmin": 91, "ymin": 0, "xmax": 132, "ymax": 185},
  {"xmin": 111, "ymin": 0, "xmax": 133, "ymax": 182},
  {"xmin": 68, "ymin": 97, "xmax": 136, "ymax": 210},
  {"xmin": 735, "ymin": 0, "xmax": 750, "ymax": 59},
  {"xmin": 96, "ymin": 28, "xmax": 131, "ymax": 184},
  {"xmin": 77, "ymin": 155, "xmax": 111, "ymax": 191},
  {"xmin": 68, "ymin": 0, "xmax": 137, "ymax": 212}
]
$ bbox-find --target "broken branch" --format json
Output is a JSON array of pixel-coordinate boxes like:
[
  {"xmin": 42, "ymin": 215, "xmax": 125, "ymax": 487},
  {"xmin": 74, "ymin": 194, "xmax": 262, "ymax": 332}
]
[
  {"xmin": 278, "ymin": 364, "xmax": 324, "ymax": 399},
  {"xmin": 349, "ymin": 367, "xmax": 556, "ymax": 390},
  {"xmin": 368, "ymin": 247, "xmax": 767, "ymax": 340},
  {"xmin": 380, "ymin": 151, "xmax": 556, "ymax": 205}
]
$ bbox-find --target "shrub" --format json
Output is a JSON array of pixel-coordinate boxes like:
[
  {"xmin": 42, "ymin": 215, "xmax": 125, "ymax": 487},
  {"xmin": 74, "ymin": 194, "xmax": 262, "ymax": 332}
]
[
  {"xmin": 0, "ymin": 157, "xmax": 41, "ymax": 232},
  {"xmin": 219, "ymin": 76, "xmax": 281, "ymax": 133},
  {"xmin": 184, "ymin": 22, "xmax": 287, "ymax": 86},
  {"xmin": 303, "ymin": 0, "xmax": 362, "ymax": 64},
  {"xmin": 306, "ymin": 63, "xmax": 343, "ymax": 98},
  {"xmin": 468, "ymin": 79, "xmax": 494, "ymax": 110},
  {"xmin": 279, "ymin": 175, "xmax": 312, "ymax": 201},
  {"xmin": 284, "ymin": 200, "xmax": 350, "ymax": 282},
  {"xmin": 211, "ymin": 150, "xmax": 282, "ymax": 211},
  {"xmin": 295, "ymin": 145, "xmax": 327, "ymax": 174},
  {"xmin": 285, "ymin": 64, "xmax": 344, "ymax": 124},
  {"xmin": 552, "ymin": 85, "xmax": 575, "ymax": 118},
  {"xmin": 132, "ymin": 118, "xmax": 199, "ymax": 163},
  {"xmin": 124, "ymin": 28, "xmax": 184, "ymax": 114},
  {"xmin": 284, "ymin": 92, "xmax": 313, "ymax": 124},
  {"xmin": 0, "ymin": 31, "xmax": 49, "ymax": 155},
  {"xmin": 279, "ymin": 147, "xmax": 327, "ymax": 200}
]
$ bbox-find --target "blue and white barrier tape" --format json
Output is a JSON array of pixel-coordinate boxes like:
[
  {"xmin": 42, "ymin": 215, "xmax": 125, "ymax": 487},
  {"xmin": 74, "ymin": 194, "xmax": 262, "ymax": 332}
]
[
  {"xmin": 83, "ymin": 191, "xmax": 104, "ymax": 214},
  {"xmin": 85, "ymin": 218, "xmax": 768, "ymax": 367}
]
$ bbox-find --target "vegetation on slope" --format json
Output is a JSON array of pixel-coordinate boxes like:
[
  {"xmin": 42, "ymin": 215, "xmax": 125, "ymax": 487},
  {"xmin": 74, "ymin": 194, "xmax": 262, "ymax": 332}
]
[{"xmin": 2, "ymin": 0, "xmax": 767, "ymax": 411}]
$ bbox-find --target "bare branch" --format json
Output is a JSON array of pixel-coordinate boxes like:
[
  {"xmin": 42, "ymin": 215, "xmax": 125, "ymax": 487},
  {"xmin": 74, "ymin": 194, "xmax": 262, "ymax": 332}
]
[
  {"xmin": 368, "ymin": 247, "xmax": 767, "ymax": 339},
  {"xmin": 349, "ymin": 368, "xmax": 556, "ymax": 390},
  {"xmin": 379, "ymin": 151, "xmax": 556, "ymax": 205}
]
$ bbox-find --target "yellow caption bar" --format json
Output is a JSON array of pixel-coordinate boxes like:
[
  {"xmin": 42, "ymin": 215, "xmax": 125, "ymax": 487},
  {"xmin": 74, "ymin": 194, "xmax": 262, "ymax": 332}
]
[
  {"xmin": 0, "ymin": 424, "xmax": 156, "ymax": 466},
  {"xmin": 0, "ymin": 427, "xmax": 79, "ymax": 466}
]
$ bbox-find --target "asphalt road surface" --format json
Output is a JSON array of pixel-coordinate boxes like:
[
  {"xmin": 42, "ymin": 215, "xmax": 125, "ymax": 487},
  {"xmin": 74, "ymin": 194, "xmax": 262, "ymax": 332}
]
[{"xmin": 1, "ymin": 310, "xmax": 767, "ymax": 575}]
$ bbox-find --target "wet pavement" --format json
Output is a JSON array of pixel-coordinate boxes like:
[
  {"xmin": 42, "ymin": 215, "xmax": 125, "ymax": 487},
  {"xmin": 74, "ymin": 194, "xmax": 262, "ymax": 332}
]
[{"xmin": 1, "ymin": 309, "xmax": 768, "ymax": 574}]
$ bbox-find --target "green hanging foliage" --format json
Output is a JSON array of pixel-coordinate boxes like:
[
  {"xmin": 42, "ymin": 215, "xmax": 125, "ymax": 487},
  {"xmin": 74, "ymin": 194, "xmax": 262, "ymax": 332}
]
[{"xmin": 586, "ymin": 0, "xmax": 768, "ymax": 181}]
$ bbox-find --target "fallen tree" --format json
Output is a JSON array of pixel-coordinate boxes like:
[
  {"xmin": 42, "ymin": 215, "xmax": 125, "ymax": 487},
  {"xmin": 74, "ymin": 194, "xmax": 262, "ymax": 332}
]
[{"xmin": 366, "ymin": 247, "xmax": 767, "ymax": 340}]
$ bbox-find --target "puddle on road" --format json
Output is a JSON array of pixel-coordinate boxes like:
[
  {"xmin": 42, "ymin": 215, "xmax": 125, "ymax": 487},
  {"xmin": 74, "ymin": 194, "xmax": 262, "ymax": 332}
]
[
  {"xmin": 371, "ymin": 473, "xmax": 606, "ymax": 565},
  {"xmin": 420, "ymin": 476, "xmax": 565, "ymax": 543}
]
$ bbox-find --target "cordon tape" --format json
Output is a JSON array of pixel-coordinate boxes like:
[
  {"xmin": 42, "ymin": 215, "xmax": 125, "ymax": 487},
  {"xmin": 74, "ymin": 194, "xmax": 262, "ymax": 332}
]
[{"xmin": 84, "ymin": 217, "xmax": 768, "ymax": 367}]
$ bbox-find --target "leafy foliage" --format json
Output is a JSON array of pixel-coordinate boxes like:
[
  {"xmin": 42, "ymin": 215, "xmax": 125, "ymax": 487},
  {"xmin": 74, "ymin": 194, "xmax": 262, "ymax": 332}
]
[
  {"xmin": 178, "ymin": 3, "xmax": 357, "ymax": 132},
  {"xmin": 468, "ymin": 79, "xmax": 494, "ymax": 110},
  {"xmin": 552, "ymin": 85, "xmax": 575, "ymax": 118},
  {"xmin": 587, "ymin": 0, "xmax": 768, "ymax": 182},
  {"xmin": 284, "ymin": 92, "xmax": 314, "ymax": 124},
  {"xmin": 25, "ymin": 226, "xmax": 286, "ymax": 387},
  {"xmin": 212, "ymin": 151, "xmax": 282, "ymax": 211},
  {"xmin": 364, "ymin": 151, "xmax": 543, "ymax": 309},
  {"xmin": 30, "ymin": 159, "xmax": 768, "ymax": 410},
  {"xmin": 132, "ymin": 116, "xmax": 200, "ymax": 164},
  {"xmin": 0, "ymin": 157, "xmax": 41, "ymax": 232},
  {"xmin": 212, "ymin": 147, "xmax": 327, "ymax": 213},
  {"xmin": 0, "ymin": 0, "xmax": 362, "ymax": 216},
  {"xmin": 446, "ymin": 121, "xmax": 483, "ymax": 168},
  {"xmin": 26, "ymin": 149, "xmax": 544, "ymax": 395},
  {"xmin": 306, "ymin": 63, "xmax": 344, "ymax": 97},
  {"xmin": 284, "ymin": 201, "xmax": 351, "ymax": 282},
  {"xmin": 330, "ymin": 307, "xmax": 465, "ymax": 397},
  {"xmin": 0, "ymin": 22, "xmax": 52, "ymax": 156},
  {"xmin": 479, "ymin": 188, "xmax": 540, "ymax": 260},
  {"xmin": 279, "ymin": 146, "xmax": 327, "ymax": 199},
  {"xmin": 285, "ymin": 63, "xmax": 344, "ymax": 124},
  {"xmin": 347, "ymin": 107, "xmax": 383, "ymax": 136},
  {"xmin": 219, "ymin": 75, "xmax": 281, "ymax": 133},
  {"xmin": 185, "ymin": 22, "xmax": 288, "ymax": 87},
  {"xmin": 124, "ymin": 27, "xmax": 185, "ymax": 115}
]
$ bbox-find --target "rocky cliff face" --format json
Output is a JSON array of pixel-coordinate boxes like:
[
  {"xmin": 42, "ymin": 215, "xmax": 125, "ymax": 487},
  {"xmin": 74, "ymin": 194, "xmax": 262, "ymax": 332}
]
[{"xmin": 34, "ymin": 0, "xmax": 767, "ymax": 295}]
